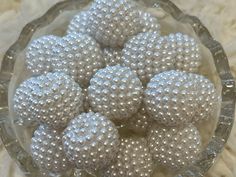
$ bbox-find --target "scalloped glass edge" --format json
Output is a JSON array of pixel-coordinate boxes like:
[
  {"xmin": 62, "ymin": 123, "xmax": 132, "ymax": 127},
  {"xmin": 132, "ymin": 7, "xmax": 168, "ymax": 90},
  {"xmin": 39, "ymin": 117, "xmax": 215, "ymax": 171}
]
[{"xmin": 0, "ymin": 0, "xmax": 235, "ymax": 176}]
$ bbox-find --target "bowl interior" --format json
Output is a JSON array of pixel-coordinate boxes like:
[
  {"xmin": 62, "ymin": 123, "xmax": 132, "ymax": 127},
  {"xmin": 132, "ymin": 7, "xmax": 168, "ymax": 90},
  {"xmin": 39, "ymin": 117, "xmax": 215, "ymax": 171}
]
[{"xmin": 1, "ymin": 0, "xmax": 235, "ymax": 177}]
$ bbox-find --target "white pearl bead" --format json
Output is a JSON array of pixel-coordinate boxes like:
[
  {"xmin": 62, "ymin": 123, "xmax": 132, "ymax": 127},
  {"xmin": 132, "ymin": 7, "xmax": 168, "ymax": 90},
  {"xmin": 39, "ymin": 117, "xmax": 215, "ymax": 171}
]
[
  {"xmin": 13, "ymin": 72, "xmax": 83, "ymax": 129},
  {"xmin": 139, "ymin": 11, "xmax": 160, "ymax": 33},
  {"xmin": 67, "ymin": 0, "xmax": 142, "ymax": 47},
  {"xmin": 25, "ymin": 35, "xmax": 62, "ymax": 75},
  {"xmin": 144, "ymin": 70, "xmax": 218, "ymax": 126},
  {"xmin": 31, "ymin": 125, "xmax": 72, "ymax": 174},
  {"xmin": 122, "ymin": 32, "xmax": 175, "ymax": 85},
  {"xmin": 88, "ymin": 65, "xmax": 143, "ymax": 121},
  {"xmin": 103, "ymin": 137, "xmax": 153, "ymax": 177},
  {"xmin": 192, "ymin": 73, "xmax": 219, "ymax": 122},
  {"xmin": 67, "ymin": 11, "xmax": 92, "ymax": 35},
  {"xmin": 54, "ymin": 33, "xmax": 104, "ymax": 88},
  {"xmin": 167, "ymin": 33, "xmax": 201, "ymax": 73},
  {"xmin": 147, "ymin": 124, "xmax": 201, "ymax": 171},
  {"xmin": 62, "ymin": 112, "xmax": 120, "ymax": 173}
]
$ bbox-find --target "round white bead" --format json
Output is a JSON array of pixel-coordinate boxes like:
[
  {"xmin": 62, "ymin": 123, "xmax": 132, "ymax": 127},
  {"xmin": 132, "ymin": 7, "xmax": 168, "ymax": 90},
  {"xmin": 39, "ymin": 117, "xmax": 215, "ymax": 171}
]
[
  {"xmin": 54, "ymin": 33, "xmax": 104, "ymax": 87},
  {"xmin": 144, "ymin": 70, "xmax": 197, "ymax": 126},
  {"xmin": 167, "ymin": 33, "xmax": 201, "ymax": 72},
  {"xmin": 13, "ymin": 72, "xmax": 83, "ymax": 129},
  {"xmin": 139, "ymin": 11, "xmax": 160, "ymax": 33},
  {"xmin": 122, "ymin": 32, "xmax": 175, "ymax": 84},
  {"xmin": 31, "ymin": 125, "xmax": 72, "ymax": 174},
  {"xmin": 68, "ymin": 0, "xmax": 141, "ymax": 47},
  {"xmin": 62, "ymin": 112, "xmax": 120, "ymax": 173},
  {"xmin": 103, "ymin": 48, "xmax": 123, "ymax": 66},
  {"xmin": 67, "ymin": 11, "xmax": 92, "ymax": 35},
  {"xmin": 144, "ymin": 70, "xmax": 217, "ymax": 126},
  {"xmin": 88, "ymin": 65, "xmax": 143, "ymax": 121},
  {"xmin": 103, "ymin": 137, "xmax": 153, "ymax": 177},
  {"xmin": 25, "ymin": 35, "xmax": 62, "ymax": 75},
  {"xmin": 13, "ymin": 77, "xmax": 37, "ymax": 126},
  {"xmin": 192, "ymin": 74, "xmax": 219, "ymax": 122},
  {"xmin": 147, "ymin": 124, "xmax": 201, "ymax": 171}
]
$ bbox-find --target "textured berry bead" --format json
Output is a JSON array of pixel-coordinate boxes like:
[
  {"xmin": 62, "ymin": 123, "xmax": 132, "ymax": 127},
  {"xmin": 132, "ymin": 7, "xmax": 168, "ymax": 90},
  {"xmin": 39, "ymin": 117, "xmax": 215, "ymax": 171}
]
[
  {"xmin": 103, "ymin": 48, "xmax": 123, "ymax": 66},
  {"xmin": 147, "ymin": 124, "xmax": 201, "ymax": 171},
  {"xmin": 193, "ymin": 74, "xmax": 219, "ymax": 122},
  {"xmin": 67, "ymin": 11, "xmax": 92, "ymax": 35},
  {"xmin": 31, "ymin": 125, "xmax": 72, "ymax": 174},
  {"xmin": 103, "ymin": 137, "xmax": 153, "ymax": 177},
  {"xmin": 68, "ymin": 0, "xmax": 141, "ymax": 47},
  {"xmin": 88, "ymin": 65, "xmax": 143, "ymax": 121},
  {"xmin": 144, "ymin": 70, "xmax": 217, "ymax": 126},
  {"xmin": 126, "ymin": 103, "xmax": 152, "ymax": 134},
  {"xmin": 168, "ymin": 33, "xmax": 201, "ymax": 72},
  {"xmin": 13, "ymin": 77, "xmax": 38, "ymax": 126},
  {"xmin": 144, "ymin": 70, "xmax": 197, "ymax": 126},
  {"xmin": 62, "ymin": 112, "xmax": 120, "ymax": 173},
  {"xmin": 122, "ymin": 32, "xmax": 175, "ymax": 84},
  {"xmin": 54, "ymin": 33, "xmax": 104, "ymax": 87},
  {"xmin": 13, "ymin": 72, "xmax": 83, "ymax": 129},
  {"xmin": 25, "ymin": 35, "xmax": 61, "ymax": 75},
  {"xmin": 140, "ymin": 12, "xmax": 160, "ymax": 33}
]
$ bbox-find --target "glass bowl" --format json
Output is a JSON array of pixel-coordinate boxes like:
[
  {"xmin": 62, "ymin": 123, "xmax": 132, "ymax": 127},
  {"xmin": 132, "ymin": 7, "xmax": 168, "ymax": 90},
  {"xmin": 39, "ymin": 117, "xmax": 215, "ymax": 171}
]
[{"xmin": 0, "ymin": 0, "xmax": 235, "ymax": 177}]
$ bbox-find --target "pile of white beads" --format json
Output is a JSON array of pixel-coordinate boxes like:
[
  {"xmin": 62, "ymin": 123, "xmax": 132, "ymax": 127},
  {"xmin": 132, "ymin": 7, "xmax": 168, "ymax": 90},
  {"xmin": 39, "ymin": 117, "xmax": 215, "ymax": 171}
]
[{"xmin": 13, "ymin": 0, "xmax": 220, "ymax": 176}]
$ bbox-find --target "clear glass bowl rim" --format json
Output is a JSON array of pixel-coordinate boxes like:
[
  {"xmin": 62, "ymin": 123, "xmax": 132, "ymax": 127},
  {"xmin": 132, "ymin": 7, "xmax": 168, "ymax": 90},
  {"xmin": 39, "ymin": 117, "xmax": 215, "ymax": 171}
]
[{"xmin": 0, "ymin": 0, "xmax": 235, "ymax": 176}]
